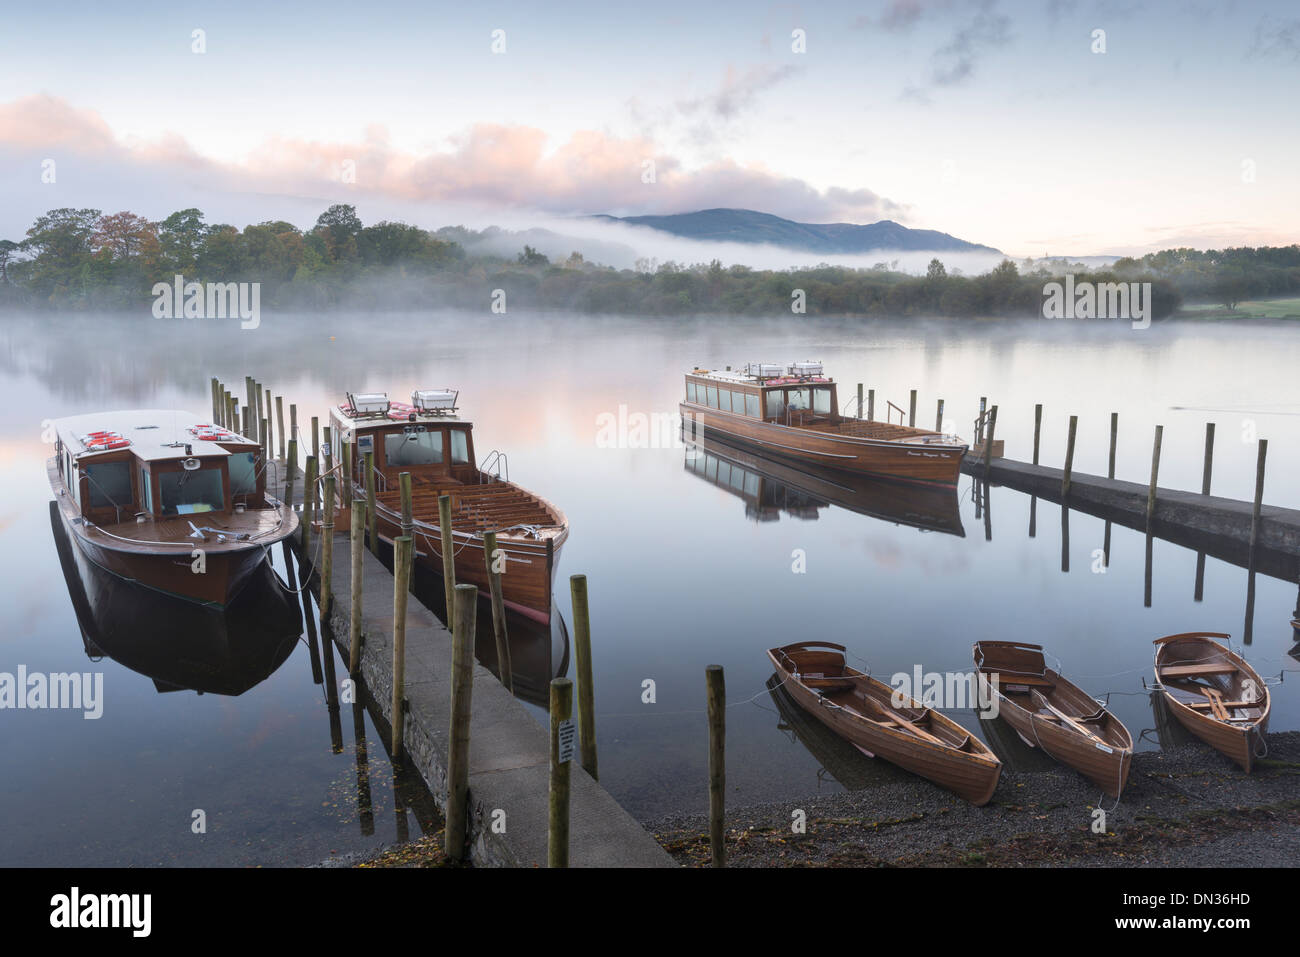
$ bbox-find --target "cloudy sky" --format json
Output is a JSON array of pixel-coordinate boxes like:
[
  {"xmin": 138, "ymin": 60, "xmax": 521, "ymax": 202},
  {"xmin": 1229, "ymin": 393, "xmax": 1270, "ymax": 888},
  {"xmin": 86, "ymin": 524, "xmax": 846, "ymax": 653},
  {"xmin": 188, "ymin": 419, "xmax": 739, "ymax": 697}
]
[{"xmin": 1, "ymin": 0, "xmax": 1298, "ymax": 258}]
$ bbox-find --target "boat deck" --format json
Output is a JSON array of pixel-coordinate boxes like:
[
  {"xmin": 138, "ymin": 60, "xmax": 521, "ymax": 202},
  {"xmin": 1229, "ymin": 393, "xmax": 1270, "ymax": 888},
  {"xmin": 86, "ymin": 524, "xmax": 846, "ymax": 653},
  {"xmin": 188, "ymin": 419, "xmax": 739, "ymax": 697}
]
[{"xmin": 374, "ymin": 473, "xmax": 561, "ymax": 537}]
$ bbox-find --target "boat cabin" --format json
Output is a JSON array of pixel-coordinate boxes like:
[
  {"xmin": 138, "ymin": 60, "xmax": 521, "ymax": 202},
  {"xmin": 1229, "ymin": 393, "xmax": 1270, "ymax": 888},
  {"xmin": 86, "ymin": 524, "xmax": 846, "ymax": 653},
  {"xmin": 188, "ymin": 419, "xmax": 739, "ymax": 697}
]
[
  {"xmin": 330, "ymin": 390, "xmax": 480, "ymax": 491},
  {"xmin": 51, "ymin": 411, "xmax": 268, "ymax": 527},
  {"xmin": 684, "ymin": 362, "xmax": 842, "ymax": 428}
]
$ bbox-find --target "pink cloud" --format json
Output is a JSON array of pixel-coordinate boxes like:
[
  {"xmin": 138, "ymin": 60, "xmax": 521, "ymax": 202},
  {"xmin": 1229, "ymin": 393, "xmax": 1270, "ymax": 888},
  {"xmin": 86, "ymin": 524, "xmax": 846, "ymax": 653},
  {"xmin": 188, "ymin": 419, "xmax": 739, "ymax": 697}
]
[{"xmin": 0, "ymin": 94, "xmax": 904, "ymax": 225}]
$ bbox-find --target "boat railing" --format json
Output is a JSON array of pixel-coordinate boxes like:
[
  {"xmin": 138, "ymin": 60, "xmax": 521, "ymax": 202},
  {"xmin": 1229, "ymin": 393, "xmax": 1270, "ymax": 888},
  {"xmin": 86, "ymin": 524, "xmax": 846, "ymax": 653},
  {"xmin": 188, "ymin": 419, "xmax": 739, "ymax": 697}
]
[
  {"xmin": 973, "ymin": 405, "xmax": 993, "ymax": 445},
  {"xmin": 885, "ymin": 401, "xmax": 906, "ymax": 426},
  {"xmin": 481, "ymin": 450, "xmax": 509, "ymax": 482}
]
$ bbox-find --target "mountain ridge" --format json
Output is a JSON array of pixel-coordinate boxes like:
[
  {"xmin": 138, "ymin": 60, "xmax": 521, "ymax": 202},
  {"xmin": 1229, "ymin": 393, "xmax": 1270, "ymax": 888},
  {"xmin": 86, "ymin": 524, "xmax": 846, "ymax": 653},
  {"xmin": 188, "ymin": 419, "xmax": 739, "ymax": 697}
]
[{"xmin": 591, "ymin": 207, "xmax": 1001, "ymax": 255}]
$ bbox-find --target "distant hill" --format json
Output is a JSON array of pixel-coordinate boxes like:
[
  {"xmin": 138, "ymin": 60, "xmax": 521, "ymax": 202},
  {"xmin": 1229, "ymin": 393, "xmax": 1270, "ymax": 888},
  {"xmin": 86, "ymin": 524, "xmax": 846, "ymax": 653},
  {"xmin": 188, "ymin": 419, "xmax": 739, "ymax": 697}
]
[{"xmin": 592, "ymin": 208, "xmax": 1001, "ymax": 255}]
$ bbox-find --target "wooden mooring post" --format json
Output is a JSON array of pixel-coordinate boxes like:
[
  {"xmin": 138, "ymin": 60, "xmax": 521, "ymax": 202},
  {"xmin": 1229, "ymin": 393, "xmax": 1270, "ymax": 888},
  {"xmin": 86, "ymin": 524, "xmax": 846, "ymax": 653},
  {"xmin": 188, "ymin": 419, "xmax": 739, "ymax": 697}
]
[
  {"xmin": 391, "ymin": 535, "xmax": 412, "ymax": 759},
  {"xmin": 936, "ymin": 399, "xmax": 944, "ymax": 432},
  {"xmin": 302, "ymin": 455, "xmax": 317, "ymax": 559},
  {"xmin": 982, "ymin": 405, "xmax": 998, "ymax": 477},
  {"xmin": 1108, "ymin": 413, "xmax": 1118, "ymax": 479},
  {"xmin": 706, "ymin": 664, "xmax": 726, "ymax": 868},
  {"xmin": 976, "ymin": 397, "xmax": 987, "ymax": 445},
  {"xmin": 866, "ymin": 389, "xmax": 875, "ymax": 422},
  {"xmin": 438, "ymin": 494, "xmax": 456, "ymax": 628},
  {"xmin": 483, "ymin": 531, "xmax": 512, "ymax": 694},
  {"xmin": 1061, "ymin": 415, "xmax": 1078, "ymax": 498},
  {"xmin": 348, "ymin": 497, "xmax": 365, "ymax": 674},
  {"xmin": 446, "ymin": 583, "xmax": 477, "ymax": 862},
  {"xmin": 275, "ymin": 396, "xmax": 286, "ymax": 463},
  {"xmin": 255, "ymin": 383, "xmax": 264, "ymax": 445},
  {"xmin": 1032, "ymin": 404, "xmax": 1042, "ymax": 465},
  {"xmin": 320, "ymin": 475, "xmax": 335, "ymax": 620},
  {"xmin": 856, "ymin": 383, "xmax": 864, "ymax": 419},
  {"xmin": 364, "ymin": 451, "xmax": 378, "ymax": 558},
  {"xmin": 399, "ymin": 472, "xmax": 414, "ymax": 595},
  {"xmin": 570, "ymin": 574, "xmax": 597, "ymax": 780},
  {"xmin": 1147, "ymin": 425, "xmax": 1164, "ymax": 530},
  {"xmin": 548, "ymin": 677, "xmax": 573, "ymax": 868},
  {"xmin": 284, "ymin": 438, "xmax": 297, "ymax": 509},
  {"xmin": 908, "ymin": 389, "xmax": 917, "ymax": 428}
]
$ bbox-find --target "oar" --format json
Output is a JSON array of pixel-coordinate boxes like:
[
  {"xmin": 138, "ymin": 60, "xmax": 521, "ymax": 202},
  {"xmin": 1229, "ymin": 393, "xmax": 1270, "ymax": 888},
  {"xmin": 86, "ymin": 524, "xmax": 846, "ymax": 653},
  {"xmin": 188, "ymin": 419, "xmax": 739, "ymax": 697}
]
[
  {"xmin": 858, "ymin": 694, "xmax": 946, "ymax": 746},
  {"xmin": 1031, "ymin": 691, "xmax": 1107, "ymax": 745}
]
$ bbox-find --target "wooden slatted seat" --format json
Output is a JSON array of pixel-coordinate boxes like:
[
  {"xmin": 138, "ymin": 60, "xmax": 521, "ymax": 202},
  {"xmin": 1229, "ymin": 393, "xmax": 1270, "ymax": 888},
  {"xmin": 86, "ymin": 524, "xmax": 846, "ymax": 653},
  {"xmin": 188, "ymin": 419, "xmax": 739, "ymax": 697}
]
[{"xmin": 1157, "ymin": 663, "xmax": 1236, "ymax": 678}]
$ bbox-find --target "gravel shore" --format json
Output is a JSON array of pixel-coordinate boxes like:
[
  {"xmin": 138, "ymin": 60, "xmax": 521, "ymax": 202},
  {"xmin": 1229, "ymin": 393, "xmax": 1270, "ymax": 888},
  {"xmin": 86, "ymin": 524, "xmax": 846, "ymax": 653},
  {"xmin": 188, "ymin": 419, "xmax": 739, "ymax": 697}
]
[{"xmin": 648, "ymin": 732, "xmax": 1300, "ymax": 867}]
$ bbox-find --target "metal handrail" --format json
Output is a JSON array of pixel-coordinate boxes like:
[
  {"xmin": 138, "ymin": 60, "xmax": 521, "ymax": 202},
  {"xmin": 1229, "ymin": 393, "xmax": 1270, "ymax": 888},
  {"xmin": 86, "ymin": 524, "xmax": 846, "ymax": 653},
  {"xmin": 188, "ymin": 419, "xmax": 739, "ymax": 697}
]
[
  {"xmin": 885, "ymin": 401, "xmax": 906, "ymax": 425},
  {"xmin": 481, "ymin": 450, "xmax": 508, "ymax": 482}
]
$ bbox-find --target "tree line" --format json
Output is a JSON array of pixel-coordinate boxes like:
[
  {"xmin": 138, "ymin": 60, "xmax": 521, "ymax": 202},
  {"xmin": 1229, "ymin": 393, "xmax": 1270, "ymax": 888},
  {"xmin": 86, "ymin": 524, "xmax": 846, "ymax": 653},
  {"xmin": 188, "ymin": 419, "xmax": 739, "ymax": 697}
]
[{"xmin": 1, "ymin": 203, "xmax": 1295, "ymax": 318}]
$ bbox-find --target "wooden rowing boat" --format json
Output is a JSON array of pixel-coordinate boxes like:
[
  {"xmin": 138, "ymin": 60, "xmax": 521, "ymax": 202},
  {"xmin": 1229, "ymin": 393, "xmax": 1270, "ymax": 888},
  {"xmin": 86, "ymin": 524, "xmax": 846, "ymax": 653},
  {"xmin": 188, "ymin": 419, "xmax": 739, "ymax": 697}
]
[
  {"xmin": 1153, "ymin": 632, "xmax": 1270, "ymax": 772},
  {"xmin": 973, "ymin": 641, "xmax": 1133, "ymax": 797},
  {"xmin": 680, "ymin": 363, "xmax": 968, "ymax": 486},
  {"xmin": 767, "ymin": 641, "xmax": 1002, "ymax": 805},
  {"xmin": 329, "ymin": 391, "xmax": 567, "ymax": 624}
]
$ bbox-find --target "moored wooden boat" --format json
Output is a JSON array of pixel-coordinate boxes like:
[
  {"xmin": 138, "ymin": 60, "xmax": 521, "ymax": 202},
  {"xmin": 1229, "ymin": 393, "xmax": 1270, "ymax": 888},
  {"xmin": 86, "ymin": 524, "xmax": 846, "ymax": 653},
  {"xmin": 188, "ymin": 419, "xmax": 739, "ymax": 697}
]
[
  {"xmin": 680, "ymin": 362, "xmax": 967, "ymax": 486},
  {"xmin": 768, "ymin": 641, "xmax": 1001, "ymax": 805},
  {"xmin": 48, "ymin": 410, "xmax": 297, "ymax": 607},
  {"xmin": 329, "ymin": 390, "xmax": 567, "ymax": 624},
  {"xmin": 1153, "ymin": 632, "xmax": 1270, "ymax": 772},
  {"xmin": 973, "ymin": 641, "xmax": 1133, "ymax": 797}
]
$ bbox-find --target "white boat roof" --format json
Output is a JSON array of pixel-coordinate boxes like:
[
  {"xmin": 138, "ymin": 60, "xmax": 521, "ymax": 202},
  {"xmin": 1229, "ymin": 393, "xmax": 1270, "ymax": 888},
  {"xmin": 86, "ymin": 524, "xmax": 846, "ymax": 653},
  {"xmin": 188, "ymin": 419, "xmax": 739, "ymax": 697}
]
[{"xmin": 51, "ymin": 410, "xmax": 257, "ymax": 462}]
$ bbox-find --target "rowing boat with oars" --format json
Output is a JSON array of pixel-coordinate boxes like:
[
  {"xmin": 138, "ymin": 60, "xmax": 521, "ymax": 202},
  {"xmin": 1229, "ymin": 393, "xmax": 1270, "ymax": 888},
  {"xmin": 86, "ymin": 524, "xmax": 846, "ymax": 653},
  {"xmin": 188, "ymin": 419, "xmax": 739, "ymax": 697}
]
[
  {"xmin": 680, "ymin": 362, "xmax": 968, "ymax": 486},
  {"xmin": 329, "ymin": 390, "xmax": 567, "ymax": 624},
  {"xmin": 973, "ymin": 641, "xmax": 1133, "ymax": 798},
  {"xmin": 768, "ymin": 641, "xmax": 1002, "ymax": 805},
  {"xmin": 1153, "ymin": 632, "xmax": 1270, "ymax": 772}
]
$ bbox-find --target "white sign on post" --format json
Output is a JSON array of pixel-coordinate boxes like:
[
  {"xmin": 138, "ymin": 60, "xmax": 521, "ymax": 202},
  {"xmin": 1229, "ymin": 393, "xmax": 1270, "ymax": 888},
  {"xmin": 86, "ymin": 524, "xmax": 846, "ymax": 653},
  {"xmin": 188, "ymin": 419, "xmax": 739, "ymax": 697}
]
[{"xmin": 557, "ymin": 718, "xmax": 576, "ymax": 764}]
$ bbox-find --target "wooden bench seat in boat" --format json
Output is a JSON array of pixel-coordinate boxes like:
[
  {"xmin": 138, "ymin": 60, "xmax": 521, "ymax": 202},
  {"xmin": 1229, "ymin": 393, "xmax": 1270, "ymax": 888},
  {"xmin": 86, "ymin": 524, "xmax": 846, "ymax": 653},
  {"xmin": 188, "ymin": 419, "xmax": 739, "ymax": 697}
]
[{"xmin": 1157, "ymin": 663, "xmax": 1237, "ymax": 679}]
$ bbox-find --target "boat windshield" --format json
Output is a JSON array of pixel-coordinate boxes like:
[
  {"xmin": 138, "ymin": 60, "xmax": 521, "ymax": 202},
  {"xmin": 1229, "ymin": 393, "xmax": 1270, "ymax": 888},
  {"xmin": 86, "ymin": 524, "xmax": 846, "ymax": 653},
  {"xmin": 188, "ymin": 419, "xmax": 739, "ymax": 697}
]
[
  {"xmin": 385, "ymin": 428, "xmax": 443, "ymax": 466},
  {"xmin": 159, "ymin": 467, "xmax": 225, "ymax": 515},
  {"xmin": 786, "ymin": 387, "xmax": 833, "ymax": 414}
]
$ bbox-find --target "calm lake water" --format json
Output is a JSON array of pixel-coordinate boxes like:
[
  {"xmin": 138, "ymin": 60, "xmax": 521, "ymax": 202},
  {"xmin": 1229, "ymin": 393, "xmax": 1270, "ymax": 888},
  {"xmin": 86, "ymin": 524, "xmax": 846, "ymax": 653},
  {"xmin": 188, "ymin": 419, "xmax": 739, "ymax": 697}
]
[{"xmin": 2, "ymin": 311, "xmax": 1298, "ymax": 861}]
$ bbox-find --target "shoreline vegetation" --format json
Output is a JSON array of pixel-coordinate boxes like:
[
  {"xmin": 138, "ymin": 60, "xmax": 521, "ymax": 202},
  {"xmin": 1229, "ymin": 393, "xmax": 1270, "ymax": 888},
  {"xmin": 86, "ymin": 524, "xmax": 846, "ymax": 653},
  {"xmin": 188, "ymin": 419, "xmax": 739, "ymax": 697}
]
[{"xmin": 2, "ymin": 204, "xmax": 1298, "ymax": 320}]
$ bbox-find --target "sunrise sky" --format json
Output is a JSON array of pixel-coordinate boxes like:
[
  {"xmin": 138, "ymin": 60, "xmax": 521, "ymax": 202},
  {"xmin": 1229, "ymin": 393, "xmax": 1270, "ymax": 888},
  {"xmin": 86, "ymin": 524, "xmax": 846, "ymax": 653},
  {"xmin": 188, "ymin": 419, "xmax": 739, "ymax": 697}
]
[{"xmin": 1, "ymin": 0, "xmax": 1298, "ymax": 258}]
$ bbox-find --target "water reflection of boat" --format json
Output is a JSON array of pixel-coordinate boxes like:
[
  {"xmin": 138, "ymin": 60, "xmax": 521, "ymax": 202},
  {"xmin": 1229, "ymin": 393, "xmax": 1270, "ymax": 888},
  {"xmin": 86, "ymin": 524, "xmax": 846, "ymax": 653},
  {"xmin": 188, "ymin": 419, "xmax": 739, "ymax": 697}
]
[
  {"xmin": 975, "ymin": 713, "xmax": 1058, "ymax": 773},
  {"xmin": 683, "ymin": 429, "xmax": 965, "ymax": 536},
  {"xmin": 50, "ymin": 501, "xmax": 302, "ymax": 695}
]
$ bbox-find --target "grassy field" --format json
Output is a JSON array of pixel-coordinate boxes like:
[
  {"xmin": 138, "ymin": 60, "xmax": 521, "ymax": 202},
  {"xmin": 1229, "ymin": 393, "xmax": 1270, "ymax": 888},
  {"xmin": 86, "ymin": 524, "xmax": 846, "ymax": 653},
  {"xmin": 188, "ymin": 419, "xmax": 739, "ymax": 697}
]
[{"xmin": 1179, "ymin": 296, "xmax": 1300, "ymax": 320}]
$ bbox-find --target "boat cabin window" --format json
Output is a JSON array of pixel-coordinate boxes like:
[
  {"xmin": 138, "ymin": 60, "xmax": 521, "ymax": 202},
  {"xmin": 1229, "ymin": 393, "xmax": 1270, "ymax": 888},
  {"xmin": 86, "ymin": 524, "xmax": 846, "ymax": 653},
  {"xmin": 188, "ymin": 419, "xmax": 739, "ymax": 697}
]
[
  {"xmin": 765, "ymin": 390, "xmax": 784, "ymax": 418},
  {"xmin": 385, "ymin": 427, "xmax": 443, "ymax": 466},
  {"xmin": 718, "ymin": 389, "xmax": 731, "ymax": 413},
  {"xmin": 686, "ymin": 381, "xmax": 697, "ymax": 403},
  {"xmin": 785, "ymin": 387, "xmax": 833, "ymax": 414},
  {"xmin": 228, "ymin": 450, "xmax": 259, "ymax": 496},
  {"xmin": 142, "ymin": 467, "xmax": 153, "ymax": 514},
  {"xmin": 159, "ymin": 467, "xmax": 225, "ymax": 515},
  {"xmin": 450, "ymin": 429, "xmax": 470, "ymax": 465},
  {"xmin": 84, "ymin": 460, "xmax": 133, "ymax": 510},
  {"xmin": 705, "ymin": 385, "xmax": 718, "ymax": 409},
  {"xmin": 744, "ymin": 394, "xmax": 760, "ymax": 417}
]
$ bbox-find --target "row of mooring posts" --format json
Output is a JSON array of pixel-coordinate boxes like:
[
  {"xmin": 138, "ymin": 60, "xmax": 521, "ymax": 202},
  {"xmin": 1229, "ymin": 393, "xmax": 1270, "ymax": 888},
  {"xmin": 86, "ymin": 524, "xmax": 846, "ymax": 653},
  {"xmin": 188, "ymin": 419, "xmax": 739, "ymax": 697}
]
[
  {"xmin": 984, "ymin": 401, "xmax": 1276, "ymax": 642},
  {"xmin": 304, "ymin": 466, "xmax": 599, "ymax": 865},
  {"xmin": 850, "ymin": 383, "xmax": 951, "ymax": 434}
]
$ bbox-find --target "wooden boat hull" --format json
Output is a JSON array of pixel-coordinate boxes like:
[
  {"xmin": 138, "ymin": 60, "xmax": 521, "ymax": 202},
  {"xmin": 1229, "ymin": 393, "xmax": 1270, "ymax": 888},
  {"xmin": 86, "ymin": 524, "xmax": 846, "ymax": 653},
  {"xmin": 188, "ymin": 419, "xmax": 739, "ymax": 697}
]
[
  {"xmin": 972, "ymin": 654, "xmax": 1133, "ymax": 798},
  {"xmin": 1154, "ymin": 633, "xmax": 1270, "ymax": 772},
  {"xmin": 681, "ymin": 404, "xmax": 965, "ymax": 486},
  {"xmin": 769, "ymin": 643, "xmax": 1001, "ymax": 805}
]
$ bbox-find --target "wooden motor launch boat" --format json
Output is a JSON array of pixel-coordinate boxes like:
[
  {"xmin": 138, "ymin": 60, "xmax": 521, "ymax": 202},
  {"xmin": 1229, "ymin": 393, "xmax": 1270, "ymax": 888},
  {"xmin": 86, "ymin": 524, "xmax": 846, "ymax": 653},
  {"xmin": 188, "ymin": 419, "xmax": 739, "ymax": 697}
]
[
  {"xmin": 329, "ymin": 390, "xmax": 568, "ymax": 624},
  {"xmin": 973, "ymin": 641, "xmax": 1133, "ymax": 798},
  {"xmin": 680, "ymin": 362, "xmax": 968, "ymax": 486},
  {"xmin": 1153, "ymin": 632, "xmax": 1270, "ymax": 772},
  {"xmin": 47, "ymin": 410, "xmax": 297, "ymax": 607},
  {"xmin": 768, "ymin": 641, "xmax": 1002, "ymax": 805}
]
